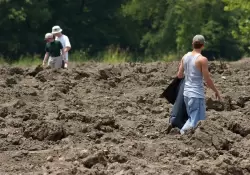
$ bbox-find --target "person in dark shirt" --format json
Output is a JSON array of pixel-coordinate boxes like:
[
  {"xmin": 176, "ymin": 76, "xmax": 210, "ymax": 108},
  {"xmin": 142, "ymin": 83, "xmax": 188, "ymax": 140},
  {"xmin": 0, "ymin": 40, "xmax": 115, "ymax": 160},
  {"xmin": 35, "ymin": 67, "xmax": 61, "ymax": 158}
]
[{"xmin": 43, "ymin": 33, "xmax": 65, "ymax": 68}]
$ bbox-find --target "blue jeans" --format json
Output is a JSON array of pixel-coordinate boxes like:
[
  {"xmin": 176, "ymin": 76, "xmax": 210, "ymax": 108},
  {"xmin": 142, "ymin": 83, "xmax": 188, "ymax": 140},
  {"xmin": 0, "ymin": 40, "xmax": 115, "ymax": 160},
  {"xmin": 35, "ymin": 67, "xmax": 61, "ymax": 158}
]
[{"xmin": 180, "ymin": 96, "xmax": 206, "ymax": 134}]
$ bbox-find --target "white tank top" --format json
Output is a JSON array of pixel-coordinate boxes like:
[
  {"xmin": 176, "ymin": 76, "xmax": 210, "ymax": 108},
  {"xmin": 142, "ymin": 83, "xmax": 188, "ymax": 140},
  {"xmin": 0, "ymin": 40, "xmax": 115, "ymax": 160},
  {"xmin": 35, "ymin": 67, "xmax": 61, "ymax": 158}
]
[{"xmin": 183, "ymin": 52, "xmax": 204, "ymax": 98}]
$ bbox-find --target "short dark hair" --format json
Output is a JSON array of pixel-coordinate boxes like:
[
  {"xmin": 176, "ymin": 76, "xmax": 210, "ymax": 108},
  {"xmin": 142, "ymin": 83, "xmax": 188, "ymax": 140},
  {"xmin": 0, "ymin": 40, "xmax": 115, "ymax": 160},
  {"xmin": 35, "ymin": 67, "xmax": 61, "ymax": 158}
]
[{"xmin": 193, "ymin": 41, "xmax": 203, "ymax": 49}]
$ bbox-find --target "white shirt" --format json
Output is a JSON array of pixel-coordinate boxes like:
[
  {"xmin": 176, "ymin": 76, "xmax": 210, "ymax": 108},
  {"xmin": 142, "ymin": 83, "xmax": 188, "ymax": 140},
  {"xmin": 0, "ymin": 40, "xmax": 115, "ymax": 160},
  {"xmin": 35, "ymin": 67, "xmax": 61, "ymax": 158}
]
[{"xmin": 55, "ymin": 34, "xmax": 71, "ymax": 61}]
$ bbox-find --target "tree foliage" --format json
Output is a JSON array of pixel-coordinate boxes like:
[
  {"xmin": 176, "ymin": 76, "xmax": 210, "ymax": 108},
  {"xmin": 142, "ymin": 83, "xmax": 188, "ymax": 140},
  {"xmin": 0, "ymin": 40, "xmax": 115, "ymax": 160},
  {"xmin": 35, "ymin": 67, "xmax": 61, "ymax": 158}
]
[
  {"xmin": 223, "ymin": 0, "xmax": 250, "ymax": 51},
  {"xmin": 122, "ymin": 0, "xmax": 244, "ymax": 59},
  {"xmin": 0, "ymin": 0, "xmax": 249, "ymax": 61}
]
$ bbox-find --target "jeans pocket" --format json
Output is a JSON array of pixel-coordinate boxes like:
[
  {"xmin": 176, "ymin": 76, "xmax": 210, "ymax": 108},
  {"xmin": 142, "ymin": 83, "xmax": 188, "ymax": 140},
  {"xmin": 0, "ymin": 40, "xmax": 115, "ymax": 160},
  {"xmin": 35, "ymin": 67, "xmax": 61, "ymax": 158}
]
[{"xmin": 188, "ymin": 98, "xmax": 200, "ymax": 112}]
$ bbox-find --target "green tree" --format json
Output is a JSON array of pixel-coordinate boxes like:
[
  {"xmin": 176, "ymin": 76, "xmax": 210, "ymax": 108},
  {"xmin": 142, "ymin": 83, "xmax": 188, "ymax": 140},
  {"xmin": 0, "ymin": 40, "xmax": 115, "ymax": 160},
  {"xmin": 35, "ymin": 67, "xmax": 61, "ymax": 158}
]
[
  {"xmin": 223, "ymin": 0, "xmax": 250, "ymax": 54},
  {"xmin": 0, "ymin": 0, "xmax": 51, "ymax": 59},
  {"xmin": 0, "ymin": 0, "xmax": 247, "ymax": 61},
  {"xmin": 122, "ymin": 0, "xmax": 244, "ymax": 59}
]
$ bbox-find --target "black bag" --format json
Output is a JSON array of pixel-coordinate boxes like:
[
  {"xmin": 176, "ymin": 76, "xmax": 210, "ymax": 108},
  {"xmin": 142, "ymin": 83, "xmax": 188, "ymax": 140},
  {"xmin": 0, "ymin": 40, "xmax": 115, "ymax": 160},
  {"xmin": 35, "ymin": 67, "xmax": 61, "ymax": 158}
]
[
  {"xmin": 160, "ymin": 77, "xmax": 188, "ymax": 129},
  {"xmin": 160, "ymin": 77, "xmax": 183, "ymax": 104},
  {"xmin": 169, "ymin": 78, "xmax": 188, "ymax": 129}
]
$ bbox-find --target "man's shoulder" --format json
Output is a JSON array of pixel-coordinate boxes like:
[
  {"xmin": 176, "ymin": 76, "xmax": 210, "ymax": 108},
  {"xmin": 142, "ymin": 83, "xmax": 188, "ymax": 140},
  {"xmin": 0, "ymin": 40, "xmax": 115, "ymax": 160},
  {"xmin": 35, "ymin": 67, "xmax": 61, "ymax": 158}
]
[
  {"xmin": 62, "ymin": 34, "xmax": 69, "ymax": 39},
  {"xmin": 198, "ymin": 55, "xmax": 208, "ymax": 64},
  {"xmin": 199, "ymin": 55, "xmax": 207, "ymax": 60},
  {"xmin": 182, "ymin": 52, "xmax": 191, "ymax": 59},
  {"xmin": 184, "ymin": 51, "xmax": 191, "ymax": 56}
]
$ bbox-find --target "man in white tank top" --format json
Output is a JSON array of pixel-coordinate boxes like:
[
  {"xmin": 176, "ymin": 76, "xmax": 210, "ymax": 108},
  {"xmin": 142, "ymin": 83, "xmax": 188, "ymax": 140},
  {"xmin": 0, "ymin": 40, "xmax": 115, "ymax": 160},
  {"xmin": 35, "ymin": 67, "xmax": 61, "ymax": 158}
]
[
  {"xmin": 52, "ymin": 26, "xmax": 71, "ymax": 68},
  {"xmin": 177, "ymin": 34, "xmax": 221, "ymax": 134}
]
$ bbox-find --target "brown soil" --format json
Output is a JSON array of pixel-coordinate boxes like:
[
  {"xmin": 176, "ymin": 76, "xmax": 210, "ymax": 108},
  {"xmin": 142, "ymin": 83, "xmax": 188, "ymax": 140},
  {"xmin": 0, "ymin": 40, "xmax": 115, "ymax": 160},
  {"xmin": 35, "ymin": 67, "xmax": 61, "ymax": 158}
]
[{"xmin": 0, "ymin": 61, "xmax": 250, "ymax": 175}]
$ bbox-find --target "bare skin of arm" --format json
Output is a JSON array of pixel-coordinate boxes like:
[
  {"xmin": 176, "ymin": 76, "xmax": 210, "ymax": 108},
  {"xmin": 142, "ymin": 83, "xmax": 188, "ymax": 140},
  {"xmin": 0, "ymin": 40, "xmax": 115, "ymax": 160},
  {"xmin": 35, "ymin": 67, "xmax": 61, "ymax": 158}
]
[
  {"xmin": 177, "ymin": 57, "xmax": 184, "ymax": 78},
  {"xmin": 61, "ymin": 49, "xmax": 66, "ymax": 60},
  {"xmin": 64, "ymin": 46, "xmax": 71, "ymax": 53},
  {"xmin": 199, "ymin": 56, "xmax": 221, "ymax": 100},
  {"xmin": 63, "ymin": 47, "xmax": 70, "ymax": 63},
  {"xmin": 43, "ymin": 52, "xmax": 49, "ymax": 66}
]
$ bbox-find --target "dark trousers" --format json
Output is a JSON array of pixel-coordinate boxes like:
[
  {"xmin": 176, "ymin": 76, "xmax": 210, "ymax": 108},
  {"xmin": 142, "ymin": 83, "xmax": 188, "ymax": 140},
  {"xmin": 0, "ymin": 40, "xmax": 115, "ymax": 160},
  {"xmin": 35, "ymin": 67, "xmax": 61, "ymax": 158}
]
[{"xmin": 160, "ymin": 77, "xmax": 188, "ymax": 129}]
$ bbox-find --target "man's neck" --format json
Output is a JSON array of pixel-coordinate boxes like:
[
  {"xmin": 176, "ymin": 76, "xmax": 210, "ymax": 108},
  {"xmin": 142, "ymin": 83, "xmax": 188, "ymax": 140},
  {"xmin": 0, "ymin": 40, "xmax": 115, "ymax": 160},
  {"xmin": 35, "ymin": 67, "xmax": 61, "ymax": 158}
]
[{"xmin": 192, "ymin": 49, "xmax": 202, "ymax": 54}]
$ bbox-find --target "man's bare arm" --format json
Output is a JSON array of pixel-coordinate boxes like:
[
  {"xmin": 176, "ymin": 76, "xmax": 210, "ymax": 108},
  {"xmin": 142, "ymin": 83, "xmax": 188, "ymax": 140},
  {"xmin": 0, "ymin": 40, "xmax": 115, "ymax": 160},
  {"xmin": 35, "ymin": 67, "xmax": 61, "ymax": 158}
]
[
  {"xmin": 43, "ymin": 52, "xmax": 49, "ymax": 65},
  {"xmin": 64, "ymin": 46, "xmax": 71, "ymax": 53},
  {"xmin": 61, "ymin": 49, "xmax": 66, "ymax": 59},
  {"xmin": 177, "ymin": 57, "xmax": 184, "ymax": 78},
  {"xmin": 200, "ymin": 57, "xmax": 218, "ymax": 93}
]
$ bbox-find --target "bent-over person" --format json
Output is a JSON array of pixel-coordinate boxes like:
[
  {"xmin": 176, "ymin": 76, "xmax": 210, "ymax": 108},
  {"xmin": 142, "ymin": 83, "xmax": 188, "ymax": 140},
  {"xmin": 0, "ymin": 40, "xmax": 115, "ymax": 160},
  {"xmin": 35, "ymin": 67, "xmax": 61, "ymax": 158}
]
[{"xmin": 43, "ymin": 33, "xmax": 65, "ymax": 68}]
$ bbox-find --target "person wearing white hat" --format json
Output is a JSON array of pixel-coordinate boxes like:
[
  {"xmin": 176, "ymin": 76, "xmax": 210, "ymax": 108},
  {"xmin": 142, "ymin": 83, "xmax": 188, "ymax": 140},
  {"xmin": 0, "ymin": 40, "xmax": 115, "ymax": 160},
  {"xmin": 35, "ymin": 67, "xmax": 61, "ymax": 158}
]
[
  {"xmin": 43, "ymin": 33, "xmax": 65, "ymax": 68},
  {"xmin": 52, "ymin": 25, "xmax": 71, "ymax": 68}
]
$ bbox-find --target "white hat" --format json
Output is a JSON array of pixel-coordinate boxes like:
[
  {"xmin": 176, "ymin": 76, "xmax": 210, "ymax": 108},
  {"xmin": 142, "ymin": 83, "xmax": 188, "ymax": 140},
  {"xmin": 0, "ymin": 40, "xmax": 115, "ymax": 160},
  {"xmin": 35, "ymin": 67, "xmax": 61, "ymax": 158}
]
[
  {"xmin": 52, "ymin": 25, "xmax": 62, "ymax": 34},
  {"xmin": 45, "ymin": 33, "xmax": 53, "ymax": 40}
]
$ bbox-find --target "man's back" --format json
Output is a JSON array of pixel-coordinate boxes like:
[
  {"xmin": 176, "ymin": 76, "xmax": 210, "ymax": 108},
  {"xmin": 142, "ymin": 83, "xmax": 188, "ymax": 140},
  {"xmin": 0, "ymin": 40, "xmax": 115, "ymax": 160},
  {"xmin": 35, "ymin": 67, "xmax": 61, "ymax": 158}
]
[
  {"xmin": 55, "ymin": 34, "xmax": 71, "ymax": 61},
  {"xmin": 176, "ymin": 34, "xmax": 220, "ymax": 134},
  {"xmin": 183, "ymin": 52, "xmax": 204, "ymax": 99},
  {"xmin": 55, "ymin": 35, "xmax": 70, "ymax": 48}
]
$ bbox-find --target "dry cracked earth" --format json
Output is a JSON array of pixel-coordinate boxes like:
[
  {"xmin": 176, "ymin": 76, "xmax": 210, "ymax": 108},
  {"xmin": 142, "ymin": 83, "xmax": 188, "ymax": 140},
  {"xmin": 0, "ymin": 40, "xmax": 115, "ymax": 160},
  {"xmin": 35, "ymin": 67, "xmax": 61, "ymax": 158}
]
[{"xmin": 0, "ymin": 60, "xmax": 250, "ymax": 175}]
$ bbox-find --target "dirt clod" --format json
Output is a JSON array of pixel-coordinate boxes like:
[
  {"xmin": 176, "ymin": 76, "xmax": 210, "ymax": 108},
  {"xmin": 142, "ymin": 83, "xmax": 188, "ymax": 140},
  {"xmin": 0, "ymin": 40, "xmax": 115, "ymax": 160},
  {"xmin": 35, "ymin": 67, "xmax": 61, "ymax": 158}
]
[{"xmin": 23, "ymin": 121, "xmax": 66, "ymax": 141}]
